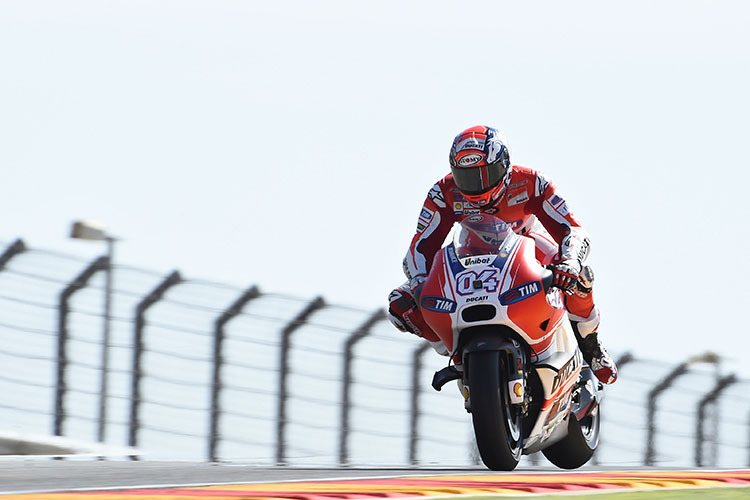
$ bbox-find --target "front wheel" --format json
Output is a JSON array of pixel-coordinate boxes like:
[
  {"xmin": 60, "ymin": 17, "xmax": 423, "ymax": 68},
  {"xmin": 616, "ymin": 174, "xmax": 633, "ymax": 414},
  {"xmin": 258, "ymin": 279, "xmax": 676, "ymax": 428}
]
[
  {"xmin": 467, "ymin": 350, "xmax": 523, "ymax": 471},
  {"xmin": 541, "ymin": 406, "xmax": 600, "ymax": 469}
]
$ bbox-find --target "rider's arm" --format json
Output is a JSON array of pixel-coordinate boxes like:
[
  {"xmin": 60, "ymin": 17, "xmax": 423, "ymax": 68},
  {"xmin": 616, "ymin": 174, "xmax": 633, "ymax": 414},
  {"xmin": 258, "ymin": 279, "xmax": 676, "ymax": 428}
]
[
  {"xmin": 402, "ymin": 180, "xmax": 456, "ymax": 281},
  {"xmin": 526, "ymin": 172, "xmax": 591, "ymax": 265}
]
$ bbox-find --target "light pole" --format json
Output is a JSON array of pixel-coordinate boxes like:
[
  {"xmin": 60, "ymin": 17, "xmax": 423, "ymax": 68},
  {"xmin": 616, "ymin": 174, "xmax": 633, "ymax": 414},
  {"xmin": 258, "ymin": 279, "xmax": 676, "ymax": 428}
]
[{"xmin": 70, "ymin": 220, "xmax": 117, "ymax": 443}]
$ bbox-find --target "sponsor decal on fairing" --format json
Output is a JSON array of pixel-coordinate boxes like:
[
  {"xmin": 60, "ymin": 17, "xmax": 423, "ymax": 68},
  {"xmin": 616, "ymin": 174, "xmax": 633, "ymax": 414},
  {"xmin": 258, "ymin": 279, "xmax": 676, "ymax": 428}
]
[
  {"xmin": 550, "ymin": 350, "xmax": 583, "ymax": 392},
  {"xmin": 499, "ymin": 281, "xmax": 542, "ymax": 305},
  {"xmin": 445, "ymin": 243, "xmax": 464, "ymax": 276},
  {"xmin": 463, "ymin": 256, "xmax": 493, "ymax": 266},
  {"xmin": 421, "ymin": 296, "xmax": 457, "ymax": 313}
]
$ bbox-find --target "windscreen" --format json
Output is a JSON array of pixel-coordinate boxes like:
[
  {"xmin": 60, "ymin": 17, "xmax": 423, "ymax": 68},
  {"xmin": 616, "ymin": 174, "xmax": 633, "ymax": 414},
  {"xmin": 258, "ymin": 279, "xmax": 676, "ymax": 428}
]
[{"xmin": 453, "ymin": 214, "xmax": 514, "ymax": 259}]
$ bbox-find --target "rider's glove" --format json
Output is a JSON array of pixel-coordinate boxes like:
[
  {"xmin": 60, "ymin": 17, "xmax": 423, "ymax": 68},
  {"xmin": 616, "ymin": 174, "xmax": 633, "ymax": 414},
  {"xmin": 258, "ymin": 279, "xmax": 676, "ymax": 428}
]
[
  {"xmin": 408, "ymin": 275, "xmax": 426, "ymax": 293},
  {"xmin": 553, "ymin": 259, "xmax": 581, "ymax": 291}
]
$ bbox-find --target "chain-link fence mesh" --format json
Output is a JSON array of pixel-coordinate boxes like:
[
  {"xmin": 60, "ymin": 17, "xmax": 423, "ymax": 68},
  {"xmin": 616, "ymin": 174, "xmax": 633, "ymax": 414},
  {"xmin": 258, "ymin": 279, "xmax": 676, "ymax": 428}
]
[{"xmin": 1, "ymin": 238, "xmax": 747, "ymax": 467}]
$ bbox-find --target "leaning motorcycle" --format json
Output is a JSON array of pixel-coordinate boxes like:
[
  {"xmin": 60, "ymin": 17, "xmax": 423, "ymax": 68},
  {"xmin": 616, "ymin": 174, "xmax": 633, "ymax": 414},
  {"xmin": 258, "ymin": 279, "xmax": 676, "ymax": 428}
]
[{"xmin": 420, "ymin": 214, "xmax": 603, "ymax": 471}]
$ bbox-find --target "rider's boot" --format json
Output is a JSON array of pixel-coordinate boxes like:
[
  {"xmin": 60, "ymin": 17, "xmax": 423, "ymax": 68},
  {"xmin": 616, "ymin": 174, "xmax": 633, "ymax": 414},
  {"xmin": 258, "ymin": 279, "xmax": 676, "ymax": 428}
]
[
  {"xmin": 578, "ymin": 331, "xmax": 617, "ymax": 385},
  {"xmin": 566, "ymin": 266, "xmax": 618, "ymax": 385}
]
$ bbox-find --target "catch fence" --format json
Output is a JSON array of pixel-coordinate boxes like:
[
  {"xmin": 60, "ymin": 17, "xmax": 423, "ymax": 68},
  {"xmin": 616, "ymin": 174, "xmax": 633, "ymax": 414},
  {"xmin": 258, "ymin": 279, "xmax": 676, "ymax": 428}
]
[{"xmin": 1, "ymin": 237, "xmax": 749, "ymax": 467}]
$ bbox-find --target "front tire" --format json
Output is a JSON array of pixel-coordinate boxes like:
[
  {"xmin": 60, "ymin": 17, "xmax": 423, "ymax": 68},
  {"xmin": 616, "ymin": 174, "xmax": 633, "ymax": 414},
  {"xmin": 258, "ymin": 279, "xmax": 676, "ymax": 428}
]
[{"xmin": 467, "ymin": 350, "xmax": 523, "ymax": 471}]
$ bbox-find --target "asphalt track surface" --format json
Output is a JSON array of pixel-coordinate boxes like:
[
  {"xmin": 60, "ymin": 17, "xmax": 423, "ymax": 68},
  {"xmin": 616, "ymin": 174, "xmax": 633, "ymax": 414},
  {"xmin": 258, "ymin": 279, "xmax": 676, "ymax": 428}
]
[
  {"xmin": 0, "ymin": 462, "xmax": 480, "ymax": 493},
  {"xmin": 0, "ymin": 462, "xmax": 748, "ymax": 496}
]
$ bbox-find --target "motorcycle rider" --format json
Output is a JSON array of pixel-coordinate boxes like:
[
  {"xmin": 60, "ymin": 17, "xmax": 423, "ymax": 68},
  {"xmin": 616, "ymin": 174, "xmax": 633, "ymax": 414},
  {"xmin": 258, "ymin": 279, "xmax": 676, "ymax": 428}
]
[{"xmin": 388, "ymin": 125, "xmax": 617, "ymax": 385}]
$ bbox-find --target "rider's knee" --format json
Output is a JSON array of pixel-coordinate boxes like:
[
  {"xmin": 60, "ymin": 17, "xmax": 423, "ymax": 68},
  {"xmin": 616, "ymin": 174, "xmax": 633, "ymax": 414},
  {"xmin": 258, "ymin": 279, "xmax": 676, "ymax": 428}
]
[{"xmin": 387, "ymin": 284, "xmax": 440, "ymax": 342}]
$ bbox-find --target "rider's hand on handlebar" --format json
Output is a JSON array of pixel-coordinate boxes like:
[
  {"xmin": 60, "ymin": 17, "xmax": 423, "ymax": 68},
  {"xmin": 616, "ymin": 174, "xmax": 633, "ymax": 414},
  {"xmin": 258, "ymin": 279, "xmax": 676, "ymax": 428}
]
[{"xmin": 553, "ymin": 260, "xmax": 581, "ymax": 292}]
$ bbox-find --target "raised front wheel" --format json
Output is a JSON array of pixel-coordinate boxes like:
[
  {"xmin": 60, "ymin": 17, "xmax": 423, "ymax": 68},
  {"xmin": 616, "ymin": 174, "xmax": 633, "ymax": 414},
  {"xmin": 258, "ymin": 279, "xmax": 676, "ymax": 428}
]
[{"xmin": 467, "ymin": 350, "xmax": 523, "ymax": 471}]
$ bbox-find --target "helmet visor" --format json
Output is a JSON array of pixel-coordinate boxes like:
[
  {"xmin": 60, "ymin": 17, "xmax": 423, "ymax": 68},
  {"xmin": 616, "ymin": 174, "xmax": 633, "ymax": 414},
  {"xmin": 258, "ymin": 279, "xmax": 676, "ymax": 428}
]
[{"xmin": 451, "ymin": 162, "xmax": 509, "ymax": 196}]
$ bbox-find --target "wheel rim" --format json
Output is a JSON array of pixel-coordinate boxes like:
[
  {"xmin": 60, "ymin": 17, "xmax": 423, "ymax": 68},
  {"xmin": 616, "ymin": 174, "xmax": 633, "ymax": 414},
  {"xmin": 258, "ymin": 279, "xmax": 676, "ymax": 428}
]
[{"xmin": 578, "ymin": 411, "xmax": 600, "ymax": 449}]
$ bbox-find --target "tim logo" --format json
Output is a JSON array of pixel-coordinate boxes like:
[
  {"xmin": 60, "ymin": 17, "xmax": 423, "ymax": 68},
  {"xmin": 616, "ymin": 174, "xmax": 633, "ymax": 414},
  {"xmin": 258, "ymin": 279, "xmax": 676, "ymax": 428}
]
[
  {"xmin": 499, "ymin": 281, "xmax": 541, "ymax": 305},
  {"xmin": 421, "ymin": 296, "xmax": 457, "ymax": 313}
]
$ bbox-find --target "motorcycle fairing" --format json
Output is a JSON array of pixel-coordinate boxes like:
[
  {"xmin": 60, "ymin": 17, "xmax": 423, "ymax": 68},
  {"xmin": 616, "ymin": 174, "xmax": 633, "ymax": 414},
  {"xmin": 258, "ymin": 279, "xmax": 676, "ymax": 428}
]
[
  {"xmin": 421, "ymin": 215, "xmax": 602, "ymax": 467},
  {"xmin": 423, "ymin": 232, "xmax": 568, "ymax": 358},
  {"xmin": 522, "ymin": 321, "xmax": 584, "ymax": 452}
]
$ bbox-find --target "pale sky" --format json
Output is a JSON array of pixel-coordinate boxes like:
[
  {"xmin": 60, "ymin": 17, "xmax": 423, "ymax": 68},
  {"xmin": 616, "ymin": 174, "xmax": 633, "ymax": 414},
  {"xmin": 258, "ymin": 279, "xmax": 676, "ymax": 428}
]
[{"xmin": 2, "ymin": 1, "xmax": 749, "ymax": 375}]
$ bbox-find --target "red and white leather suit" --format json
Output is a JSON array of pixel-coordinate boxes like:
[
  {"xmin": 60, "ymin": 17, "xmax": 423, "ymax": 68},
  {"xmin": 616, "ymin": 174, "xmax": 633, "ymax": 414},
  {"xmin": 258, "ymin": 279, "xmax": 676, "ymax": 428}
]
[{"xmin": 390, "ymin": 165, "xmax": 600, "ymax": 346}]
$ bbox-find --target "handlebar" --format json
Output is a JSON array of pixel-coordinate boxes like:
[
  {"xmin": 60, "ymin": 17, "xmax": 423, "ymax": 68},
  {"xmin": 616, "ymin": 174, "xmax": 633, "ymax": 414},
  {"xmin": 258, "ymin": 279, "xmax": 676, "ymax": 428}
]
[{"xmin": 541, "ymin": 268, "xmax": 555, "ymax": 293}]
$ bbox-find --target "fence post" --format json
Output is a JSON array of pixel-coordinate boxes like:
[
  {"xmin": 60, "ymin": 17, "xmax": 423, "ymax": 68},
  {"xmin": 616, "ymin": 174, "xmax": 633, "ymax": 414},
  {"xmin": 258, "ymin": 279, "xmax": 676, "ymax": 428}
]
[
  {"xmin": 338, "ymin": 308, "xmax": 386, "ymax": 466},
  {"xmin": 695, "ymin": 374, "xmax": 736, "ymax": 467},
  {"xmin": 275, "ymin": 296, "xmax": 326, "ymax": 465},
  {"xmin": 209, "ymin": 286, "xmax": 261, "ymax": 462},
  {"xmin": 616, "ymin": 352, "xmax": 635, "ymax": 369},
  {"xmin": 0, "ymin": 238, "xmax": 26, "ymax": 271},
  {"xmin": 128, "ymin": 271, "xmax": 181, "ymax": 452},
  {"xmin": 644, "ymin": 362, "xmax": 689, "ymax": 466},
  {"xmin": 409, "ymin": 343, "xmax": 431, "ymax": 465},
  {"xmin": 54, "ymin": 256, "xmax": 109, "ymax": 436},
  {"xmin": 644, "ymin": 352, "xmax": 719, "ymax": 465}
]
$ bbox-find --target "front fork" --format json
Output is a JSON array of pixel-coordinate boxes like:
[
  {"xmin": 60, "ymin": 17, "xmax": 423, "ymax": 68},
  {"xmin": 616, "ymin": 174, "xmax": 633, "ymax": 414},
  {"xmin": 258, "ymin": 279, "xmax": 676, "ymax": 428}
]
[{"xmin": 433, "ymin": 331, "xmax": 530, "ymax": 415}]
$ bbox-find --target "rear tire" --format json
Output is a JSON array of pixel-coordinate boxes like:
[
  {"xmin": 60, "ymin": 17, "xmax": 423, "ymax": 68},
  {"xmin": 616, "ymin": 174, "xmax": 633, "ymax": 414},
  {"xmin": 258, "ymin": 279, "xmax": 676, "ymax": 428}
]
[
  {"xmin": 541, "ymin": 408, "xmax": 600, "ymax": 469},
  {"xmin": 468, "ymin": 350, "xmax": 523, "ymax": 471}
]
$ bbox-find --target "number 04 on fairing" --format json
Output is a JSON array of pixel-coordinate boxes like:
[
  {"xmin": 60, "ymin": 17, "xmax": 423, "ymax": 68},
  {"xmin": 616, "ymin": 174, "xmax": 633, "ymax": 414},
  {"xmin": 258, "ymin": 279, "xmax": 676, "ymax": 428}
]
[{"xmin": 421, "ymin": 214, "xmax": 604, "ymax": 471}]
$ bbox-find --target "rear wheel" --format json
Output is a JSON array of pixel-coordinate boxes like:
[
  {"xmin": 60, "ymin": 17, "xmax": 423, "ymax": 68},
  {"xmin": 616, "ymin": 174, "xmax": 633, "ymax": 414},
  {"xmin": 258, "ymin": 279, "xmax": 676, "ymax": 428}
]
[
  {"xmin": 541, "ymin": 405, "xmax": 600, "ymax": 469},
  {"xmin": 468, "ymin": 350, "xmax": 523, "ymax": 471}
]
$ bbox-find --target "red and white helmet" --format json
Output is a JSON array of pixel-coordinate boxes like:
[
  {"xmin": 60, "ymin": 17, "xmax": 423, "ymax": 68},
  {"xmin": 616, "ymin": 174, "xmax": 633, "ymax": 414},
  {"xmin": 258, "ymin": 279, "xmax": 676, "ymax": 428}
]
[{"xmin": 449, "ymin": 125, "xmax": 512, "ymax": 207}]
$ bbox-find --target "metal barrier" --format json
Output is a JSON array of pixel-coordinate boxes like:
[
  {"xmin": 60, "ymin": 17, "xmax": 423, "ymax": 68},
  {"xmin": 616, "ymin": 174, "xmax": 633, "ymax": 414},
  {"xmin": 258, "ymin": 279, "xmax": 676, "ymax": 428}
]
[{"xmin": 0, "ymin": 238, "xmax": 749, "ymax": 466}]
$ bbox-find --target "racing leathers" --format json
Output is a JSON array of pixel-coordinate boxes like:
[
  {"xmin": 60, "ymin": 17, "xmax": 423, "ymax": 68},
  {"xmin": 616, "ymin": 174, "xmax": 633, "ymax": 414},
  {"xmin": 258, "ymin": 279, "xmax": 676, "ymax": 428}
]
[{"xmin": 388, "ymin": 165, "xmax": 617, "ymax": 384}]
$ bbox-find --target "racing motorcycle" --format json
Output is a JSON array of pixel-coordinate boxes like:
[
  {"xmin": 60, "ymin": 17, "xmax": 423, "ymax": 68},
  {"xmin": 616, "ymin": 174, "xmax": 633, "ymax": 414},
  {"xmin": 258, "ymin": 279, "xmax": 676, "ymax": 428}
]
[{"xmin": 420, "ymin": 214, "xmax": 603, "ymax": 471}]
